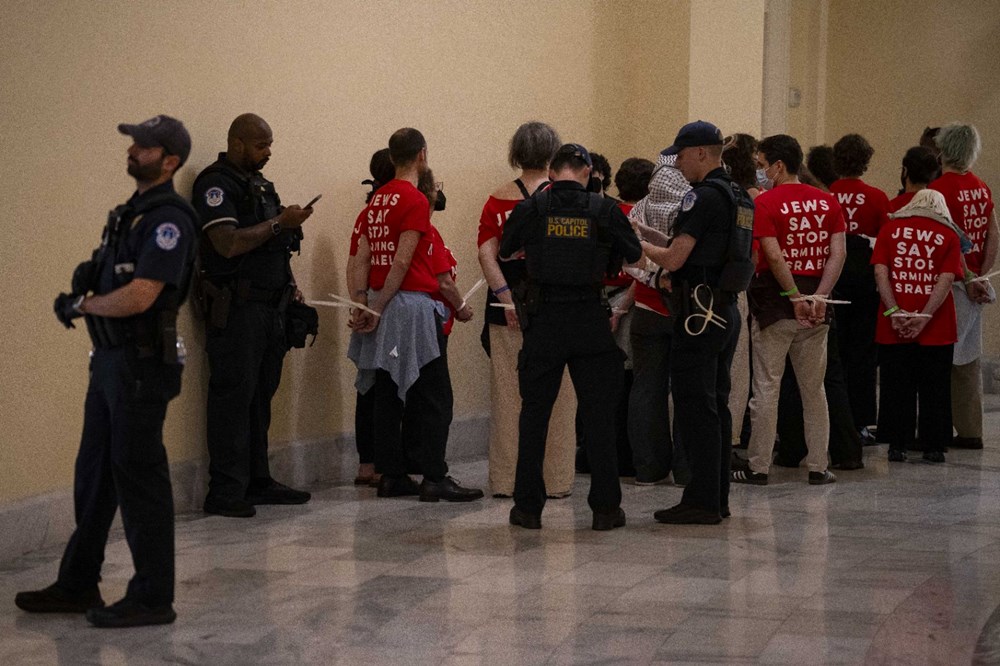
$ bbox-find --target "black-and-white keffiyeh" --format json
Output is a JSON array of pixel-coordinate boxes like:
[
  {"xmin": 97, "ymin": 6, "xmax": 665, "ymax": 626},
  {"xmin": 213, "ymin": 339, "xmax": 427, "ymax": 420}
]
[{"xmin": 628, "ymin": 153, "xmax": 691, "ymax": 237}]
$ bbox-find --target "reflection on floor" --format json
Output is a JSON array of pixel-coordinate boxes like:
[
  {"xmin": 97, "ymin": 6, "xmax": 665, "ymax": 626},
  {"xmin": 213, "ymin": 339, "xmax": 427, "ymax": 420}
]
[{"xmin": 4, "ymin": 431, "xmax": 1000, "ymax": 664}]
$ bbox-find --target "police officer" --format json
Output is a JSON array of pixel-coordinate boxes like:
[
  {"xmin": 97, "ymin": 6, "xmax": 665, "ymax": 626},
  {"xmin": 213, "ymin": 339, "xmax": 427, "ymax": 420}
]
[
  {"xmin": 16, "ymin": 115, "xmax": 196, "ymax": 627},
  {"xmin": 192, "ymin": 114, "xmax": 314, "ymax": 517},
  {"xmin": 501, "ymin": 143, "xmax": 641, "ymax": 531},
  {"xmin": 640, "ymin": 121, "xmax": 753, "ymax": 525}
]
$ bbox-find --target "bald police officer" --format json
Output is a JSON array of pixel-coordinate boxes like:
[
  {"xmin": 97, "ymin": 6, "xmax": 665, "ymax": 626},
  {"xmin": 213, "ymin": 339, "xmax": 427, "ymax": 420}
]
[
  {"xmin": 501, "ymin": 143, "xmax": 641, "ymax": 531},
  {"xmin": 192, "ymin": 114, "xmax": 314, "ymax": 518},
  {"xmin": 17, "ymin": 115, "xmax": 196, "ymax": 627},
  {"xmin": 639, "ymin": 121, "xmax": 754, "ymax": 525}
]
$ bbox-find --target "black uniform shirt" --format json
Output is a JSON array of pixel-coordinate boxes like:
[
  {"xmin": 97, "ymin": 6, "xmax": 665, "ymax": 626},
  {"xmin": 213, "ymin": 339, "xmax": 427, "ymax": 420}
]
[
  {"xmin": 501, "ymin": 181, "xmax": 641, "ymax": 299},
  {"xmin": 98, "ymin": 181, "xmax": 195, "ymax": 312},
  {"xmin": 672, "ymin": 166, "xmax": 733, "ymax": 285},
  {"xmin": 191, "ymin": 153, "xmax": 291, "ymax": 289}
]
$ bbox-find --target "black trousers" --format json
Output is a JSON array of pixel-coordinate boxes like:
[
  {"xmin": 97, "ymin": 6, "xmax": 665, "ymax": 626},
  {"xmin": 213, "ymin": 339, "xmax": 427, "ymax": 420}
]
[
  {"xmin": 205, "ymin": 301, "xmax": 287, "ymax": 500},
  {"xmin": 671, "ymin": 299, "xmax": 739, "ymax": 514},
  {"xmin": 355, "ymin": 390, "xmax": 375, "ymax": 465},
  {"xmin": 57, "ymin": 348, "xmax": 180, "ymax": 606},
  {"xmin": 834, "ymin": 278, "xmax": 880, "ymax": 429},
  {"xmin": 776, "ymin": 322, "xmax": 864, "ymax": 466},
  {"xmin": 878, "ymin": 343, "xmax": 954, "ymax": 453},
  {"xmin": 628, "ymin": 307, "xmax": 688, "ymax": 482},
  {"xmin": 515, "ymin": 302, "xmax": 623, "ymax": 515},
  {"xmin": 374, "ymin": 334, "xmax": 452, "ymax": 480}
]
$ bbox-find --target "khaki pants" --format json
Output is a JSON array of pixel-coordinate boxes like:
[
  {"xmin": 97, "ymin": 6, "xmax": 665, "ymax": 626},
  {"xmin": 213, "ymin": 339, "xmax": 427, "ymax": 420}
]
[
  {"xmin": 951, "ymin": 359, "xmax": 983, "ymax": 438},
  {"xmin": 748, "ymin": 319, "xmax": 830, "ymax": 474},
  {"xmin": 487, "ymin": 324, "xmax": 577, "ymax": 495}
]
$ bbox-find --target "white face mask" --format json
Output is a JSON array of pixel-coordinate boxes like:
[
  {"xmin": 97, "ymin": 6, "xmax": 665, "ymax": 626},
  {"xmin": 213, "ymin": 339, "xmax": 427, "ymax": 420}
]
[{"xmin": 756, "ymin": 166, "xmax": 774, "ymax": 190}]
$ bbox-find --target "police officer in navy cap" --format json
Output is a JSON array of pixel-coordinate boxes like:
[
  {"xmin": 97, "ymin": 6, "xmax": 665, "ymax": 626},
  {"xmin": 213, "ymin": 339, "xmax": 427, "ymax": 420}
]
[
  {"xmin": 17, "ymin": 115, "xmax": 196, "ymax": 627},
  {"xmin": 501, "ymin": 143, "xmax": 641, "ymax": 531},
  {"xmin": 639, "ymin": 121, "xmax": 754, "ymax": 525},
  {"xmin": 192, "ymin": 114, "xmax": 315, "ymax": 518}
]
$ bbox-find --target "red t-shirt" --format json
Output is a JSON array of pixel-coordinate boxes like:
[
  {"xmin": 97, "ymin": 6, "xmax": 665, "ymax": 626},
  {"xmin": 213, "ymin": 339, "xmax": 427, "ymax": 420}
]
[
  {"xmin": 349, "ymin": 209, "xmax": 365, "ymax": 256},
  {"xmin": 423, "ymin": 225, "xmax": 458, "ymax": 335},
  {"xmin": 477, "ymin": 196, "xmax": 520, "ymax": 248},
  {"xmin": 361, "ymin": 179, "xmax": 437, "ymax": 293},
  {"xmin": 830, "ymin": 179, "xmax": 890, "ymax": 237},
  {"xmin": 752, "ymin": 183, "xmax": 847, "ymax": 277},
  {"xmin": 888, "ymin": 191, "xmax": 916, "ymax": 213},
  {"xmin": 930, "ymin": 171, "xmax": 995, "ymax": 275},
  {"xmin": 871, "ymin": 216, "xmax": 962, "ymax": 345}
]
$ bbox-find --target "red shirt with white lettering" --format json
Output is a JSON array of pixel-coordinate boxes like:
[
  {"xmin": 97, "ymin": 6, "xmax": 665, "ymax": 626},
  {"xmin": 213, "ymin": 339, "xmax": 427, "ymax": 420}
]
[
  {"xmin": 752, "ymin": 183, "xmax": 847, "ymax": 277},
  {"xmin": 423, "ymin": 225, "xmax": 459, "ymax": 335},
  {"xmin": 362, "ymin": 179, "xmax": 437, "ymax": 292},
  {"xmin": 830, "ymin": 178, "xmax": 890, "ymax": 237},
  {"xmin": 477, "ymin": 196, "xmax": 519, "ymax": 248},
  {"xmin": 888, "ymin": 191, "xmax": 916, "ymax": 213},
  {"xmin": 930, "ymin": 171, "xmax": 995, "ymax": 275},
  {"xmin": 871, "ymin": 216, "xmax": 962, "ymax": 345}
]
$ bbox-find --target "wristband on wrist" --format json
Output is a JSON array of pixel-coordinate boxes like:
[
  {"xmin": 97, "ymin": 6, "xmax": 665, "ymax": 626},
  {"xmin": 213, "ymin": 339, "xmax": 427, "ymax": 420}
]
[
  {"xmin": 964, "ymin": 269, "xmax": 977, "ymax": 284},
  {"xmin": 883, "ymin": 305, "xmax": 900, "ymax": 317},
  {"xmin": 493, "ymin": 284, "xmax": 510, "ymax": 296},
  {"xmin": 73, "ymin": 295, "xmax": 86, "ymax": 314},
  {"xmin": 779, "ymin": 286, "xmax": 799, "ymax": 297}
]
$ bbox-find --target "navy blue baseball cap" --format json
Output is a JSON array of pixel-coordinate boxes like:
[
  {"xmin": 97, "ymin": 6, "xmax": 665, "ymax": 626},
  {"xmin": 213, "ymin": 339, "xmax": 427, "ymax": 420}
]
[
  {"xmin": 555, "ymin": 143, "xmax": 593, "ymax": 167},
  {"xmin": 661, "ymin": 120, "xmax": 724, "ymax": 156},
  {"xmin": 118, "ymin": 115, "xmax": 191, "ymax": 166}
]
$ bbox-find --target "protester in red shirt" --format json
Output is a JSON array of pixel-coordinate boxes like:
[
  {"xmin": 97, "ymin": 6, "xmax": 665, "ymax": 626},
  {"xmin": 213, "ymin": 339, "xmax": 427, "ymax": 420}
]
[
  {"xmin": 929, "ymin": 122, "xmax": 999, "ymax": 450},
  {"xmin": 829, "ymin": 134, "xmax": 890, "ymax": 443},
  {"xmin": 733, "ymin": 134, "xmax": 846, "ymax": 486},
  {"xmin": 475, "ymin": 122, "xmax": 576, "ymax": 498},
  {"xmin": 872, "ymin": 189, "xmax": 963, "ymax": 463},
  {"xmin": 889, "ymin": 146, "xmax": 940, "ymax": 213}
]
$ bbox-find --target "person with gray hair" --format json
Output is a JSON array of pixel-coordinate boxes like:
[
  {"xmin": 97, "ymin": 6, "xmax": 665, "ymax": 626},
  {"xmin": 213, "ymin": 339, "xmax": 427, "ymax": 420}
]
[
  {"xmin": 476, "ymin": 121, "xmax": 578, "ymax": 498},
  {"xmin": 929, "ymin": 122, "xmax": 998, "ymax": 450}
]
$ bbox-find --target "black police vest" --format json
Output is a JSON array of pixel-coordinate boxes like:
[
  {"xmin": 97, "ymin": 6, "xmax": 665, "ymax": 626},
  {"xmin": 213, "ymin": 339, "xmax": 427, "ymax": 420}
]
[
  {"xmin": 84, "ymin": 192, "xmax": 197, "ymax": 357},
  {"xmin": 698, "ymin": 177, "xmax": 756, "ymax": 293},
  {"xmin": 524, "ymin": 191, "xmax": 611, "ymax": 287},
  {"xmin": 194, "ymin": 162, "xmax": 298, "ymax": 285}
]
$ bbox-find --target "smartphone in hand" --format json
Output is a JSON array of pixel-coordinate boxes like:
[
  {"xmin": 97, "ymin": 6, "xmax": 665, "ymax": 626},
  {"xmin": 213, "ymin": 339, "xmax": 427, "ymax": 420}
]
[{"xmin": 305, "ymin": 194, "xmax": 322, "ymax": 208}]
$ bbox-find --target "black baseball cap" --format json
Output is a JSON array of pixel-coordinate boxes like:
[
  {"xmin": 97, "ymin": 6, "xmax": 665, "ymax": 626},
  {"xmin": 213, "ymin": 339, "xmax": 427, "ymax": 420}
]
[
  {"xmin": 661, "ymin": 120, "xmax": 724, "ymax": 156},
  {"xmin": 118, "ymin": 115, "xmax": 191, "ymax": 166},
  {"xmin": 555, "ymin": 143, "xmax": 593, "ymax": 167}
]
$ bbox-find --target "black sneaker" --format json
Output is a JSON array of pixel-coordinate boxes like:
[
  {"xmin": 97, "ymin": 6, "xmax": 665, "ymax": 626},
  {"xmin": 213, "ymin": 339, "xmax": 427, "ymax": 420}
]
[
  {"xmin": 86, "ymin": 598, "xmax": 176, "ymax": 628},
  {"xmin": 246, "ymin": 479, "xmax": 311, "ymax": 505},
  {"xmin": 419, "ymin": 477, "xmax": 484, "ymax": 502},
  {"xmin": 831, "ymin": 459, "xmax": 865, "ymax": 471},
  {"xmin": 721, "ymin": 506, "xmax": 731, "ymax": 519},
  {"xmin": 15, "ymin": 583, "xmax": 104, "ymax": 613},
  {"xmin": 952, "ymin": 436, "xmax": 983, "ymax": 450},
  {"xmin": 509, "ymin": 506, "xmax": 542, "ymax": 530},
  {"xmin": 592, "ymin": 508, "xmax": 626, "ymax": 531},
  {"xmin": 203, "ymin": 496, "xmax": 256, "ymax": 518},
  {"xmin": 923, "ymin": 451, "xmax": 946, "ymax": 463},
  {"xmin": 808, "ymin": 470, "xmax": 837, "ymax": 485},
  {"xmin": 859, "ymin": 427, "xmax": 877, "ymax": 446},
  {"xmin": 887, "ymin": 449, "xmax": 907, "ymax": 463},
  {"xmin": 376, "ymin": 475, "xmax": 420, "ymax": 498},
  {"xmin": 653, "ymin": 503, "xmax": 722, "ymax": 525},
  {"xmin": 731, "ymin": 469, "xmax": 768, "ymax": 485}
]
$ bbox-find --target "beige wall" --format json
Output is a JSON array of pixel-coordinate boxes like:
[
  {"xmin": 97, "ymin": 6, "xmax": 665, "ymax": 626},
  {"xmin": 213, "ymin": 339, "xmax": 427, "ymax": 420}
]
[{"xmin": 0, "ymin": 0, "xmax": 695, "ymax": 503}]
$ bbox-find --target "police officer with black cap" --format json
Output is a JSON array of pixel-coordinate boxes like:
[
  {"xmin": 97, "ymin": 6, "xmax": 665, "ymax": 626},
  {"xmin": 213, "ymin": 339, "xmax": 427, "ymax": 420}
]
[
  {"xmin": 17, "ymin": 115, "xmax": 196, "ymax": 627},
  {"xmin": 640, "ymin": 121, "xmax": 754, "ymax": 525},
  {"xmin": 192, "ymin": 113, "xmax": 315, "ymax": 518},
  {"xmin": 501, "ymin": 143, "xmax": 641, "ymax": 531}
]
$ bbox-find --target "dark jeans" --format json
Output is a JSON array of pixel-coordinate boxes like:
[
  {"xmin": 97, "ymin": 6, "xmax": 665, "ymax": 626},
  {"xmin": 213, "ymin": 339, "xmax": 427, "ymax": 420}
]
[
  {"xmin": 878, "ymin": 343, "xmax": 954, "ymax": 453},
  {"xmin": 515, "ymin": 302, "xmax": 623, "ymax": 515},
  {"xmin": 628, "ymin": 308, "xmax": 688, "ymax": 482},
  {"xmin": 205, "ymin": 301, "xmax": 287, "ymax": 500},
  {"xmin": 776, "ymin": 322, "xmax": 863, "ymax": 466},
  {"xmin": 671, "ymin": 299, "xmax": 739, "ymax": 514},
  {"xmin": 374, "ymin": 333, "xmax": 452, "ymax": 480},
  {"xmin": 58, "ymin": 348, "xmax": 180, "ymax": 606},
  {"xmin": 834, "ymin": 280, "xmax": 880, "ymax": 429}
]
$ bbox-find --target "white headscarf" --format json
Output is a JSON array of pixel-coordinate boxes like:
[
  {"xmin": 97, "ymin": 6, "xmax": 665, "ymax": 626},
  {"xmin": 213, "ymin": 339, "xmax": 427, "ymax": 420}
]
[{"xmin": 890, "ymin": 188, "xmax": 971, "ymax": 253}]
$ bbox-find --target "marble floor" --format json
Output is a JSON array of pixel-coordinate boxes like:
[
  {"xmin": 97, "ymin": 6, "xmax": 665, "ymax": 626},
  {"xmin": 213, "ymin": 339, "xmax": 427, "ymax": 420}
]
[{"xmin": 4, "ymin": 422, "xmax": 1000, "ymax": 665}]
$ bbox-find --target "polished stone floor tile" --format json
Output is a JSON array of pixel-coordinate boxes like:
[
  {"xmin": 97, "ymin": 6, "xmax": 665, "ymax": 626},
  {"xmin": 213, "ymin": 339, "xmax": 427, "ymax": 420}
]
[{"xmin": 5, "ymin": 423, "xmax": 1000, "ymax": 664}]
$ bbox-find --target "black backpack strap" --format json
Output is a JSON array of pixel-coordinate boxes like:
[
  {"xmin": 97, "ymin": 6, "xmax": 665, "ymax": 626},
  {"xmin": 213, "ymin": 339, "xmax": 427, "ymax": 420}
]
[{"xmin": 514, "ymin": 178, "xmax": 531, "ymax": 199}]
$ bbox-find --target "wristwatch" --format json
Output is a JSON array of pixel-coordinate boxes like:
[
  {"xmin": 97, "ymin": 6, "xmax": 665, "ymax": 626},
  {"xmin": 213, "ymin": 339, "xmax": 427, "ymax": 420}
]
[{"xmin": 271, "ymin": 220, "xmax": 282, "ymax": 236}]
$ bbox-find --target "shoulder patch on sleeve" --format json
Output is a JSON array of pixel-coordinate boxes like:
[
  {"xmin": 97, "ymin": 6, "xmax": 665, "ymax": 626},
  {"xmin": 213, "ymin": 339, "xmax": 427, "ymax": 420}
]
[
  {"xmin": 681, "ymin": 191, "xmax": 697, "ymax": 212},
  {"xmin": 205, "ymin": 187, "xmax": 225, "ymax": 207},
  {"xmin": 155, "ymin": 222, "xmax": 181, "ymax": 251}
]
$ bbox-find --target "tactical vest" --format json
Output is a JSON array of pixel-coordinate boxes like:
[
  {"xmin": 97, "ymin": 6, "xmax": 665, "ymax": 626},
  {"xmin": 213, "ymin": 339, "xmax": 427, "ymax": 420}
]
[
  {"xmin": 84, "ymin": 192, "xmax": 197, "ymax": 362},
  {"xmin": 699, "ymin": 177, "xmax": 755, "ymax": 293},
  {"xmin": 524, "ymin": 190, "xmax": 613, "ymax": 287},
  {"xmin": 193, "ymin": 163, "xmax": 300, "ymax": 283}
]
